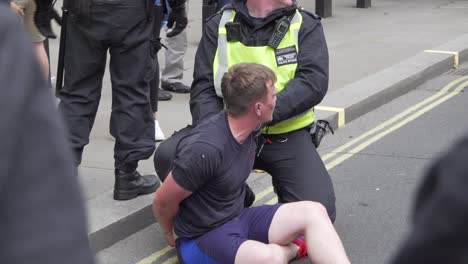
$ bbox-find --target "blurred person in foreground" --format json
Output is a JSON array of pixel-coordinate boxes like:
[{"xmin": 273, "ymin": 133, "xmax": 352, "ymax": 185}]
[
  {"xmin": 0, "ymin": 2, "xmax": 94, "ymax": 263},
  {"xmin": 392, "ymin": 131, "xmax": 468, "ymax": 263}
]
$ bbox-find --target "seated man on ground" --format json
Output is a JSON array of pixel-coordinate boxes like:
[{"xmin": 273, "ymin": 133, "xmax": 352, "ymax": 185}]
[{"xmin": 153, "ymin": 63, "xmax": 350, "ymax": 264}]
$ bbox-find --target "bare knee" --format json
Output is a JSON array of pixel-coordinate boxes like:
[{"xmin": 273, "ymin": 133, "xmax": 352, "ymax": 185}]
[
  {"xmin": 256, "ymin": 244, "xmax": 288, "ymax": 264},
  {"xmin": 299, "ymin": 201, "xmax": 330, "ymax": 221}
]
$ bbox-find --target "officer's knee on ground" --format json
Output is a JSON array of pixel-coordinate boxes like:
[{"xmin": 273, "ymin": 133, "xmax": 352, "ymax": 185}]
[
  {"xmin": 153, "ymin": 139, "xmax": 175, "ymax": 182},
  {"xmin": 153, "ymin": 125, "xmax": 192, "ymax": 181}
]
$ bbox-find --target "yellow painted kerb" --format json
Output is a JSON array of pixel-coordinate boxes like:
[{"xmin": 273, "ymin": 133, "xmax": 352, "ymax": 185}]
[
  {"xmin": 314, "ymin": 106, "xmax": 345, "ymax": 128},
  {"xmin": 424, "ymin": 50, "xmax": 459, "ymax": 69}
]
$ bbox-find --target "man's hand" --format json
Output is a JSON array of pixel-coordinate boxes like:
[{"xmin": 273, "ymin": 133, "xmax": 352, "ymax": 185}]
[
  {"xmin": 166, "ymin": 3, "xmax": 187, "ymax": 38},
  {"xmin": 10, "ymin": 1, "xmax": 24, "ymax": 18},
  {"xmin": 165, "ymin": 231, "xmax": 176, "ymax": 247}
]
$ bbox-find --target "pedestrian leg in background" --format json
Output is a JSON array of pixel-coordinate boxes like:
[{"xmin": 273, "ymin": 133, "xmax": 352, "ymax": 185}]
[
  {"xmin": 150, "ymin": 74, "xmax": 167, "ymax": 141},
  {"xmin": 160, "ymin": 0, "xmax": 190, "ymax": 94},
  {"xmin": 150, "ymin": 0, "xmax": 169, "ymax": 142}
]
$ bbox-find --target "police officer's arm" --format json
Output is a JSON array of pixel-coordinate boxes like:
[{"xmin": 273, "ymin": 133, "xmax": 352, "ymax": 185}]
[
  {"xmin": 270, "ymin": 13, "xmax": 329, "ymax": 126},
  {"xmin": 189, "ymin": 16, "xmax": 224, "ymax": 126}
]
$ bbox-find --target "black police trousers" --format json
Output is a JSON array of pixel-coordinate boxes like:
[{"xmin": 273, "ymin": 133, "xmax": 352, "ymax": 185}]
[
  {"xmin": 58, "ymin": 0, "xmax": 156, "ymax": 170},
  {"xmin": 255, "ymin": 127, "xmax": 336, "ymax": 222},
  {"xmin": 154, "ymin": 126, "xmax": 337, "ymax": 222}
]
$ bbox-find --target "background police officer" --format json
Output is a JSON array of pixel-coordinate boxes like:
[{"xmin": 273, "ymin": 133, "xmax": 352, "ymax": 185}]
[{"xmin": 57, "ymin": 0, "xmax": 184, "ymax": 201}]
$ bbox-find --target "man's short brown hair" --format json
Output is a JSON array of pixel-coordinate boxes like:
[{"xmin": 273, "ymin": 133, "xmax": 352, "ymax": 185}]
[{"xmin": 221, "ymin": 63, "xmax": 276, "ymax": 117}]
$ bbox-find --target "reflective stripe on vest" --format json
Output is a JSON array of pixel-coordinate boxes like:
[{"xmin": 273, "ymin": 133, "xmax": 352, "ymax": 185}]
[{"xmin": 213, "ymin": 9, "xmax": 315, "ymax": 135}]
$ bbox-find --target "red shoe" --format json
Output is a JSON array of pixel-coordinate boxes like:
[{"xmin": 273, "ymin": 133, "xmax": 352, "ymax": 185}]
[{"xmin": 293, "ymin": 236, "xmax": 308, "ymax": 259}]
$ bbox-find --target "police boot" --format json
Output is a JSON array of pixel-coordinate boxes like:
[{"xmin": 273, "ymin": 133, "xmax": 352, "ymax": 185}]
[
  {"xmin": 34, "ymin": 0, "xmax": 57, "ymax": 39},
  {"xmin": 114, "ymin": 169, "xmax": 161, "ymax": 201}
]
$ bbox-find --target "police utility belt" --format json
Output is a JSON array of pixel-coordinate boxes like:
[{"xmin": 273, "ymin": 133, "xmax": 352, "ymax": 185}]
[{"xmin": 256, "ymin": 120, "xmax": 334, "ymax": 158}]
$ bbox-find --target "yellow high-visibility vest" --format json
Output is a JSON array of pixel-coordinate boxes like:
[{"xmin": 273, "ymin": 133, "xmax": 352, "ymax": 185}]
[{"xmin": 213, "ymin": 9, "xmax": 315, "ymax": 134}]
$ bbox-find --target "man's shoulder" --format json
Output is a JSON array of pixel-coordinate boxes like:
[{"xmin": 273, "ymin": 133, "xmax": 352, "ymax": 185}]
[{"xmin": 185, "ymin": 115, "xmax": 229, "ymax": 149}]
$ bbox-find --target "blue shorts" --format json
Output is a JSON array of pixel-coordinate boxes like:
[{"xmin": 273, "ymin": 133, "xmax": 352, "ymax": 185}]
[{"xmin": 175, "ymin": 204, "xmax": 282, "ymax": 264}]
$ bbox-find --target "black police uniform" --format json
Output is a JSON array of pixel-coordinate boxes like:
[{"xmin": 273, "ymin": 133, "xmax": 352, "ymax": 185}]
[{"xmin": 58, "ymin": 0, "xmax": 159, "ymax": 200}]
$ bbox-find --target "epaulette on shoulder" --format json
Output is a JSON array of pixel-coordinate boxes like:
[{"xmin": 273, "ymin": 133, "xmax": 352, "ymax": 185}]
[
  {"xmin": 204, "ymin": 13, "xmax": 218, "ymax": 23},
  {"xmin": 219, "ymin": 3, "xmax": 234, "ymax": 13},
  {"xmin": 204, "ymin": 4, "xmax": 234, "ymax": 23},
  {"xmin": 298, "ymin": 7, "xmax": 321, "ymax": 20}
]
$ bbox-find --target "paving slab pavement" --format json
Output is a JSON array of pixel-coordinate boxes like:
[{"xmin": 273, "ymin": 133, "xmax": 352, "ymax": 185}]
[{"xmin": 44, "ymin": 0, "xmax": 468, "ymax": 252}]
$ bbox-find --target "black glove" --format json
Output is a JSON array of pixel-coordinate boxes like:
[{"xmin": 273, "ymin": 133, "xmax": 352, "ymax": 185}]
[
  {"xmin": 34, "ymin": 0, "xmax": 57, "ymax": 39},
  {"xmin": 166, "ymin": 3, "xmax": 188, "ymax": 38}
]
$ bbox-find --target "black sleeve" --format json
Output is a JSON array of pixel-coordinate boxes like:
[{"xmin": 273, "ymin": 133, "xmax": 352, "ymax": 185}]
[
  {"xmin": 0, "ymin": 7, "xmax": 94, "ymax": 264},
  {"xmin": 171, "ymin": 142, "xmax": 222, "ymax": 192},
  {"xmin": 189, "ymin": 16, "xmax": 224, "ymax": 126},
  {"xmin": 391, "ymin": 135, "xmax": 468, "ymax": 264},
  {"xmin": 270, "ymin": 12, "xmax": 329, "ymax": 125}
]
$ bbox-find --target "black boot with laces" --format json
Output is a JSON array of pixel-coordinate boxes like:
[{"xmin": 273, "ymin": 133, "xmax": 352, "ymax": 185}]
[{"xmin": 114, "ymin": 169, "xmax": 160, "ymax": 201}]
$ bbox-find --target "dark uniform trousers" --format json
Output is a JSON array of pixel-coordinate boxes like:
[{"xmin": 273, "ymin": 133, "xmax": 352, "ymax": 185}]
[
  {"xmin": 255, "ymin": 127, "xmax": 336, "ymax": 222},
  {"xmin": 58, "ymin": 0, "xmax": 156, "ymax": 170}
]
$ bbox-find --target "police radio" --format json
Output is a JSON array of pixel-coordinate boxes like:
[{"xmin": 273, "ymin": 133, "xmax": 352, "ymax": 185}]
[
  {"xmin": 225, "ymin": 22, "xmax": 241, "ymax": 42},
  {"xmin": 268, "ymin": 16, "xmax": 291, "ymax": 50}
]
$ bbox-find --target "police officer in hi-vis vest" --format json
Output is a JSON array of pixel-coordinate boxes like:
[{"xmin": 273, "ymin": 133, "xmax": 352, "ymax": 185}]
[
  {"xmin": 58, "ymin": 0, "xmax": 186, "ymax": 201},
  {"xmin": 155, "ymin": 0, "xmax": 336, "ymax": 221}
]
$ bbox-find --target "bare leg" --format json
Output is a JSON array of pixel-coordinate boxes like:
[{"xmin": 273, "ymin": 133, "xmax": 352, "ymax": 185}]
[
  {"xmin": 269, "ymin": 201, "xmax": 350, "ymax": 263},
  {"xmin": 234, "ymin": 240, "xmax": 298, "ymax": 264}
]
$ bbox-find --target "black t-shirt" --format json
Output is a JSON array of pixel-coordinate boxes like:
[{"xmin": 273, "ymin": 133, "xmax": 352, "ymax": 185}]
[{"xmin": 172, "ymin": 112, "xmax": 257, "ymax": 238}]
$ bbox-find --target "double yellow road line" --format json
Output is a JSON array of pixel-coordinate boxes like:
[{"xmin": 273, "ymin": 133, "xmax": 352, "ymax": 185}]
[{"xmin": 137, "ymin": 76, "xmax": 468, "ymax": 264}]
